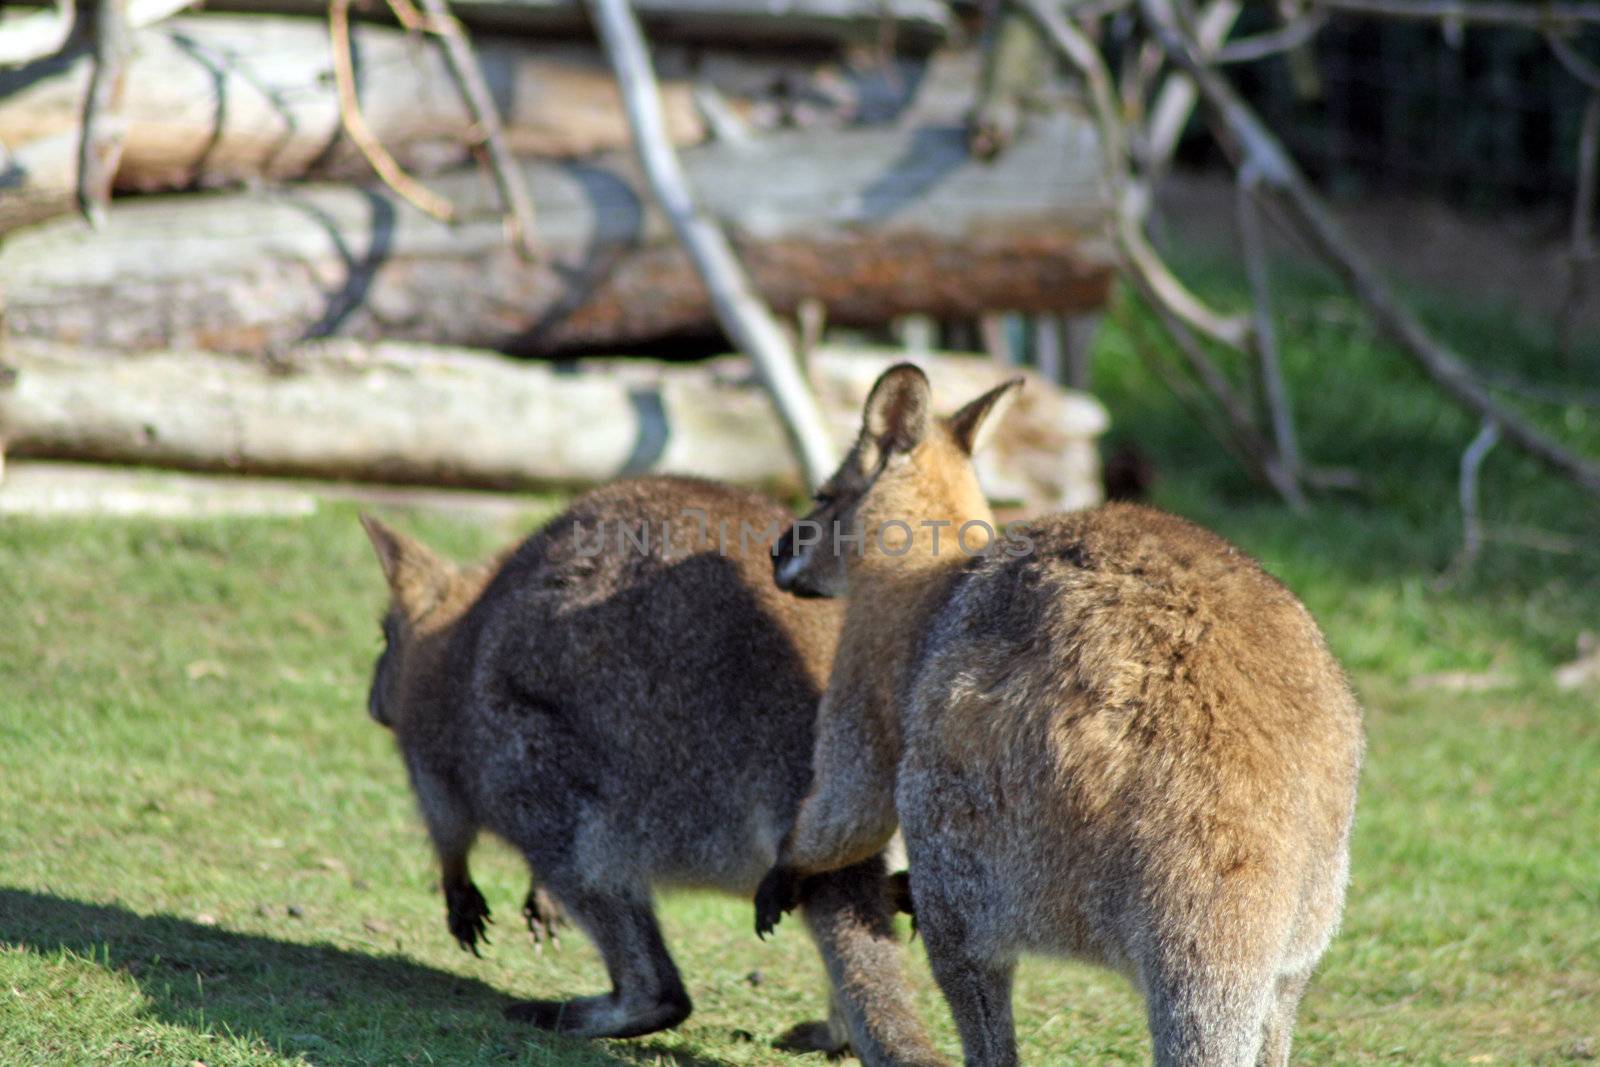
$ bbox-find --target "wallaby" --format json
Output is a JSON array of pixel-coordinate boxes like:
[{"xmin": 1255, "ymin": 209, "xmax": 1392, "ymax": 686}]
[
  {"xmin": 755, "ymin": 365, "xmax": 1364, "ymax": 1067},
  {"xmin": 360, "ymin": 476, "xmax": 944, "ymax": 1065}
]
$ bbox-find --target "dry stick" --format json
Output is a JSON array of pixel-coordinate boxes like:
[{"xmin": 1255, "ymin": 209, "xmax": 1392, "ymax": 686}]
[
  {"xmin": 1143, "ymin": 0, "xmax": 1600, "ymax": 495},
  {"xmin": 1018, "ymin": 0, "xmax": 1251, "ymax": 351},
  {"xmin": 1236, "ymin": 160, "xmax": 1304, "ymax": 498},
  {"xmin": 329, "ymin": 0, "xmax": 455, "ymax": 222},
  {"xmin": 76, "ymin": 0, "xmax": 130, "ymax": 230},
  {"xmin": 1314, "ymin": 0, "xmax": 1600, "ymax": 29},
  {"xmin": 585, "ymin": 0, "xmax": 835, "ymax": 489},
  {"xmin": 411, "ymin": 0, "xmax": 539, "ymax": 260},
  {"xmin": 1020, "ymin": 0, "xmax": 1307, "ymax": 503},
  {"xmin": 1145, "ymin": 0, "xmax": 1241, "ymax": 176}
]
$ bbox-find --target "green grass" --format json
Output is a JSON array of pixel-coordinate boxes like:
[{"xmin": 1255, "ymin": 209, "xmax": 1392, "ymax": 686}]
[{"xmin": 3, "ymin": 270, "xmax": 1599, "ymax": 1064}]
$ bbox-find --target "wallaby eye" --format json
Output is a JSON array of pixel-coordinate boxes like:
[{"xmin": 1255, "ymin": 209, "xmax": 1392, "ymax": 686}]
[{"xmin": 813, "ymin": 491, "xmax": 836, "ymax": 509}]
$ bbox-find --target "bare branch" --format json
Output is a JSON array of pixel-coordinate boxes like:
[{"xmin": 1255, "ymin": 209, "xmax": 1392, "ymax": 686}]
[
  {"xmin": 586, "ymin": 0, "xmax": 836, "ymax": 488},
  {"xmin": 76, "ymin": 0, "xmax": 131, "ymax": 230},
  {"xmin": 1236, "ymin": 160, "xmax": 1302, "ymax": 482},
  {"xmin": 328, "ymin": 0, "xmax": 456, "ymax": 223},
  {"xmin": 411, "ymin": 0, "xmax": 540, "ymax": 259},
  {"xmin": 1145, "ymin": 0, "xmax": 1241, "ymax": 173},
  {"xmin": 1142, "ymin": 0, "xmax": 1600, "ymax": 495},
  {"xmin": 1017, "ymin": 0, "xmax": 1252, "ymax": 349},
  {"xmin": 1215, "ymin": 11, "xmax": 1327, "ymax": 64},
  {"xmin": 1316, "ymin": 0, "xmax": 1600, "ymax": 30}
]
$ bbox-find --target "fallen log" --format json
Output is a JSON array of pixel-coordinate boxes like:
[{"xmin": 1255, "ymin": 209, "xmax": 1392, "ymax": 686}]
[
  {"xmin": 0, "ymin": 15, "xmax": 706, "ymax": 230},
  {"xmin": 0, "ymin": 116, "xmax": 1113, "ymax": 355},
  {"xmin": 0, "ymin": 340, "xmax": 1108, "ymax": 510},
  {"xmin": 200, "ymin": 0, "xmax": 952, "ymax": 49}
]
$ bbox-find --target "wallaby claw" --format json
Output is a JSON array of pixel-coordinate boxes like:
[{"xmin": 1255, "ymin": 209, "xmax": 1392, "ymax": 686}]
[
  {"xmin": 446, "ymin": 879, "xmax": 492, "ymax": 955},
  {"xmin": 754, "ymin": 865, "xmax": 800, "ymax": 939},
  {"xmin": 522, "ymin": 884, "xmax": 567, "ymax": 952}
]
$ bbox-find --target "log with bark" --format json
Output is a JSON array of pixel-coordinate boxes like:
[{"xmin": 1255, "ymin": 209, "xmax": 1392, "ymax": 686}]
[
  {"xmin": 0, "ymin": 15, "xmax": 710, "ymax": 233},
  {"xmin": 0, "ymin": 115, "xmax": 1113, "ymax": 355},
  {"xmin": 0, "ymin": 339, "xmax": 1109, "ymax": 510},
  {"xmin": 200, "ymin": 0, "xmax": 953, "ymax": 49}
]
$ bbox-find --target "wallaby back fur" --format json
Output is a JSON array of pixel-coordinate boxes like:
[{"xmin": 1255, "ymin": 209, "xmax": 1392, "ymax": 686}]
[
  {"xmin": 759, "ymin": 365, "xmax": 1363, "ymax": 1067},
  {"xmin": 362, "ymin": 476, "xmax": 944, "ymax": 1065}
]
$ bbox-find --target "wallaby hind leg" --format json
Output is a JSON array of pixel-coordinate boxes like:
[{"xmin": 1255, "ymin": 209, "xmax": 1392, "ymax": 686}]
[
  {"xmin": 800, "ymin": 856, "xmax": 948, "ymax": 1067},
  {"xmin": 913, "ymin": 890, "xmax": 1017, "ymax": 1067},
  {"xmin": 1256, "ymin": 968, "xmax": 1312, "ymax": 1067},
  {"xmin": 1146, "ymin": 967, "xmax": 1273, "ymax": 1067},
  {"xmin": 504, "ymin": 884, "xmax": 691, "ymax": 1039}
]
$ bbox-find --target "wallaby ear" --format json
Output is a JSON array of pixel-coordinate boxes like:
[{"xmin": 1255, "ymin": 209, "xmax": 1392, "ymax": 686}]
[
  {"xmin": 861, "ymin": 363, "xmax": 932, "ymax": 462},
  {"xmin": 359, "ymin": 513, "xmax": 450, "ymax": 616},
  {"xmin": 947, "ymin": 377, "xmax": 1023, "ymax": 457}
]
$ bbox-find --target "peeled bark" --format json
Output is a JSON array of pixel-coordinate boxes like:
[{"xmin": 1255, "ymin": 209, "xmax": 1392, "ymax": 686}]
[
  {"xmin": 0, "ymin": 116, "xmax": 1113, "ymax": 355},
  {"xmin": 0, "ymin": 339, "xmax": 1108, "ymax": 510}
]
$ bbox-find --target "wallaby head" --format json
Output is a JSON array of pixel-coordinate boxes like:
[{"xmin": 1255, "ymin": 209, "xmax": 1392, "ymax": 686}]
[
  {"xmin": 358, "ymin": 514, "xmax": 492, "ymax": 730},
  {"xmin": 773, "ymin": 363, "xmax": 1023, "ymax": 598}
]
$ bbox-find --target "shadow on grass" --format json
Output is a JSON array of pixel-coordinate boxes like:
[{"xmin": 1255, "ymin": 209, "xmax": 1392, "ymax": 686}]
[{"xmin": 0, "ymin": 887, "xmax": 732, "ymax": 1067}]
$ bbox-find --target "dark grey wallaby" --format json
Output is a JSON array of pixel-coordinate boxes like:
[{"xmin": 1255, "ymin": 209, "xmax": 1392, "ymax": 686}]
[{"xmin": 361, "ymin": 476, "xmax": 944, "ymax": 1064}]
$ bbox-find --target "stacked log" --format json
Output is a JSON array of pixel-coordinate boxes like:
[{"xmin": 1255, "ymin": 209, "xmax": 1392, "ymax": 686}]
[
  {"xmin": 0, "ymin": 339, "xmax": 1108, "ymax": 510},
  {"xmin": 0, "ymin": 116, "xmax": 1113, "ymax": 355}
]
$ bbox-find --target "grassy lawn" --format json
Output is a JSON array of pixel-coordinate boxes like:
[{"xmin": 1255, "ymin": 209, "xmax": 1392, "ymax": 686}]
[{"xmin": 3, "ymin": 271, "xmax": 1598, "ymax": 1065}]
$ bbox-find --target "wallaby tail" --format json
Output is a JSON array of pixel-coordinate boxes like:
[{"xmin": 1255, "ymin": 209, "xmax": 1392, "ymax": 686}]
[{"xmin": 800, "ymin": 855, "xmax": 950, "ymax": 1067}]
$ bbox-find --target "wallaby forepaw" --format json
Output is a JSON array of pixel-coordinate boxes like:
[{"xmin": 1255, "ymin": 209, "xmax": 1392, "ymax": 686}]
[
  {"xmin": 754, "ymin": 865, "xmax": 801, "ymax": 939},
  {"xmin": 522, "ymin": 885, "xmax": 566, "ymax": 951},
  {"xmin": 446, "ymin": 880, "xmax": 492, "ymax": 955}
]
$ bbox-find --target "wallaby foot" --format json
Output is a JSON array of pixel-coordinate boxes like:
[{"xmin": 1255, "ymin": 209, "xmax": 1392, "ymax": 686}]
[
  {"xmin": 775, "ymin": 1018, "xmax": 850, "ymax": 1057},
  {"xmin": 445, "ymin": 878, "xmax": 492, "ymax": 956},
  {"xmin": 522, "ymin": 882, "xmax": 566, "ymax": 949},
  {"xmin": 505, "ymin": 883, "xmax": 692, "ymax": 1040},
  {"xmin": 504, "ymin": 990, "xmax": 691, "ymax": 1039}
]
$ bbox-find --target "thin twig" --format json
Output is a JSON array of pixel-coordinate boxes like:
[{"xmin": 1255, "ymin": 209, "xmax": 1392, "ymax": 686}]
[
  {"xmin": 1438, "ymin": 419, "xmax": 1499, "ymax": 584},
  {"xmin": 1547, "ymin": 30, "xmax": 1600, "ymax": 91},
  {"xmin": 1316, "ymin": 0, "xmax": 1600, "ymax": 30},
  {"xmin": 585, "ymin": 0, "xmax": 835, "ymax": 488},
  {"xmin": 411, "ymin": 0, "xmax": 539, "ymax": 259},
  {"xmin": 76, "ymin": 0, "xmax": 131, "ymax": 230},
  {"xmin": 1142, "ymin": 0, "xmax": 1600, "ymax": 496},
  {"xmin": 328, "ymin": 0, "xmax": 455, "ymax": 222},
  {"xmin": 1215, "ymin": 11, "xmax": 1327, "ymax": 63},
  {"xmin": 1237, "ymin": 159, "xmax": 1303, "ymax": 485}
]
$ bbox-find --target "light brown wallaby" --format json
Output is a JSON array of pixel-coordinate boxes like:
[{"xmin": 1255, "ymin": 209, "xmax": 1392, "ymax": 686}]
[
  {"xmin": 756, "ymin": 365, "xmax": 1363, "ymax": 1066},
  {"xmin": 361, "ymin": 476, "xmax": 945, "ymax": 1065}
]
